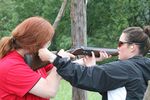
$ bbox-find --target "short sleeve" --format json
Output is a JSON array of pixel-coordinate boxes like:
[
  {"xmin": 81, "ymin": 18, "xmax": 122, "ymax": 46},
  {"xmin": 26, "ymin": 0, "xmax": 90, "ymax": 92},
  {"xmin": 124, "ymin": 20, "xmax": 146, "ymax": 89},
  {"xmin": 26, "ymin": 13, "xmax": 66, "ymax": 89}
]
[
  {"xmin": 5, "ymin": 63, "xmax": 41, "ymax": 96},
  {"xmin": 44, "ymin": 64, "xmax": 54, "ymax": 72}
]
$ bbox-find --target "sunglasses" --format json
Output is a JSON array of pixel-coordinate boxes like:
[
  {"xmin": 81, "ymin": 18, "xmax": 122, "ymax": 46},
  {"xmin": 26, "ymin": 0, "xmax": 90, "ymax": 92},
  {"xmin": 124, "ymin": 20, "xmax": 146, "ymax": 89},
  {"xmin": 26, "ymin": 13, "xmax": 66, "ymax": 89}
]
[
  {"xmin": 118, "ymin": 41, "xmax": 130, "ymax": 47},
  {"xmin": 118, "ymin": 41, "xmax": 143, "ymax": 47}
]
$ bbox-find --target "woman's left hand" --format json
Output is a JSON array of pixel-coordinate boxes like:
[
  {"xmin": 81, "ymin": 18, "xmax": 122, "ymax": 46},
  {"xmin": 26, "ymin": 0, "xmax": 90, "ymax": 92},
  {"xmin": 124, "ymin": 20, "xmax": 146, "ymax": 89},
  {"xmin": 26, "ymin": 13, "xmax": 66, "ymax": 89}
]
[
  {"xmin": 82, "ymin": 51, "xmax": 111, "ymax": 67},
  {"xmin": 95, "ymin": 51, "xmax": 112, "ymax": 62}
]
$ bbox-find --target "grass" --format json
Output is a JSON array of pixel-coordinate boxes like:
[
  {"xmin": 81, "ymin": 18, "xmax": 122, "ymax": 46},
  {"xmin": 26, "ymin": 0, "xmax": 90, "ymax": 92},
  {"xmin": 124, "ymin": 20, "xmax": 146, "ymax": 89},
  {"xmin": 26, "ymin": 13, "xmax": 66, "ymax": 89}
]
[{"xmin": 51, "ymin": 79, "xmax": 102, "ymax": 100}]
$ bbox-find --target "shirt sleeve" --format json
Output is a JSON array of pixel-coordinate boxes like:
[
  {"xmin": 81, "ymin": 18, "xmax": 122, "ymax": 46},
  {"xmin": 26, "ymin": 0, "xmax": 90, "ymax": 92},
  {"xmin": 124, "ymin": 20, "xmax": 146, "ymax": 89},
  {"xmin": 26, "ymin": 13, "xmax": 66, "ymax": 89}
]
[
  {"xmin": 44, "ymin": 64, "xmax": 54, "ymax": 72},
  {"xmin": 53, "ymin": 56, "xmax": 130, "ymax": 92},
  {"xmin": 5, "ymin": 63, "xmax": 41, "ymax": 96}
]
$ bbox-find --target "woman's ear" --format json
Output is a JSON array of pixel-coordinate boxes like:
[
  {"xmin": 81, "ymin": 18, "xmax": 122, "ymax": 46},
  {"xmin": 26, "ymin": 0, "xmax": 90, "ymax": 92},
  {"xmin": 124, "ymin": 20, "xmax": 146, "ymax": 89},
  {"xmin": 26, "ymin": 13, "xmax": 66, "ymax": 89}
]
[
  {"xmin": 129, "ymin": 45, "xmax": 134, "ymax": 52},
  {"xmin": 129, "ymin": 44, "xmax": 138, "ymax": 53}
]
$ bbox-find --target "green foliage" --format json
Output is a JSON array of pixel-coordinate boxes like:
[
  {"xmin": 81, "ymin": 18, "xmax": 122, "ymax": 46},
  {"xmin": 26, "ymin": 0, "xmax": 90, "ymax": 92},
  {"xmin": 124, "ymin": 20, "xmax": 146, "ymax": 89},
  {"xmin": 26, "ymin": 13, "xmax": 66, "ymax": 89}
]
[
  {"xmin": 0, "ymin": 0, "xmax": 150, "ymax": 50},
  {"xmin": 12, "ymin": 0, "xmax": 45, "ymax": 20},
  {"xmin": 51, "ymin": 80, "xmax": 101, "ymax": 100},
  {"xmin": 87, "ymin": 0, "xmax": 150, "ymax": 49},
  {"xmin": 42, "ymin": 0, "xmax": 62, "ymax": 23},
  {"xmin": 0, "ymin": 0, "xmax": 17, "ymax": 38},
  {"xmin": 48, "ymin": 0, "xmax": 72, "ymax": 50},
  {"xmin": 0, "ymin": 0, "xmax": 150, "ymax": 99}
]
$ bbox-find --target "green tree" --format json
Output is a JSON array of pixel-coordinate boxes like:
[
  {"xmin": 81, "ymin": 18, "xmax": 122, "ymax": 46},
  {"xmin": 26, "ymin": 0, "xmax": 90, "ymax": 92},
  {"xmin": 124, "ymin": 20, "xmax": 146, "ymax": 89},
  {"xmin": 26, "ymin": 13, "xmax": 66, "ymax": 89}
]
[
  {"xmin": 0, "ymin": 0, "xmax": 150, "ymax": 50},
  {"xmin": 0, "ymin": 0, "xmax": 17, "ymax": 37},
  {"xmin": 87, "ymin": 0, "xmax": 150, "ymax": 48}
]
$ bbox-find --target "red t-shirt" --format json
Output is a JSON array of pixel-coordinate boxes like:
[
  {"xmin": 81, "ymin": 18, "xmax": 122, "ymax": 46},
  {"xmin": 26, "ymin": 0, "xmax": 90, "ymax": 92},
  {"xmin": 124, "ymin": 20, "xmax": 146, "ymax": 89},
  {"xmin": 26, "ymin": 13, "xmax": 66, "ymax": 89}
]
[{"xmin": 0, "ymin": 50, "xmax": 53, "ymax": 100}]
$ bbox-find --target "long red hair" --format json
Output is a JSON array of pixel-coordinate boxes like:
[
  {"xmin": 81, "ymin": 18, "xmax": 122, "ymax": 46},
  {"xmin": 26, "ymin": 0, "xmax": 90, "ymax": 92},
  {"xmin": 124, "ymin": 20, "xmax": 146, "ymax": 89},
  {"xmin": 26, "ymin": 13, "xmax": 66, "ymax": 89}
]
[{"xmin": 0, "ymin": 16, "xmax": 54, "ymax": 58}]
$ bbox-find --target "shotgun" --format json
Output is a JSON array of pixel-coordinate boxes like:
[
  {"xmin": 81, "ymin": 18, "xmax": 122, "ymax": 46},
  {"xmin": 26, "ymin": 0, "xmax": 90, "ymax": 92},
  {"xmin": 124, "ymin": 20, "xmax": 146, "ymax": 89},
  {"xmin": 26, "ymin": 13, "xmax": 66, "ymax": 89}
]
[
  {"xmin": 67, "ymin": 46, "xmax": 118, "ymax": 57},
  {"xmin": 24, "ymin": 46, "xmax": 118, "ymax": 70},
  {"xmin": 24, "ymin": 46, "xmax": 150, "ymax": 70},
  {"xmin": 67, "ymin": 47, "xmax": 150, "ymax": 57}
]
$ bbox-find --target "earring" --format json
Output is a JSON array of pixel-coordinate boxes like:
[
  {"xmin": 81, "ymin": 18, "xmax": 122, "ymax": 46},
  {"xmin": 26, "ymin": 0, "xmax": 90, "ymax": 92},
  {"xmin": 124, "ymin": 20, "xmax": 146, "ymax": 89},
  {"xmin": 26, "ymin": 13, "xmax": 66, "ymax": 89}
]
[{"xmin": 130, "ymin": 46, "xmax": 133, "ymax": 49}]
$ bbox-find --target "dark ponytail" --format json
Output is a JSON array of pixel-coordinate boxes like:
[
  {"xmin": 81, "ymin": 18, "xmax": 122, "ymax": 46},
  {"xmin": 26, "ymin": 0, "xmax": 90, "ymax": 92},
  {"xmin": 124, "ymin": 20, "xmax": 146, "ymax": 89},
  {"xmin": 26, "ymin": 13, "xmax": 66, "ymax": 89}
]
[
  {"xmin": 142, "ymin": 26, "xmax": 150, "ymax": 56},
  {"xmin": 143, "ymin": 26, "xmax": 150, "ymax": 38}
]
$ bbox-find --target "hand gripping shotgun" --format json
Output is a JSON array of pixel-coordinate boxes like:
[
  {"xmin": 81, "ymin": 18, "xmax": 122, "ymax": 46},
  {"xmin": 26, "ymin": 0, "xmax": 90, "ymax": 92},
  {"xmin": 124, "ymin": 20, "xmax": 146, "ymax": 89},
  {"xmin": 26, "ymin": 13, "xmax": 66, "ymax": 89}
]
[
  {"xmin": 67, "ymin": 46, "xmax": 118, "ymax": 57},
  {"xmin": 24, "ymin": 46, "xmax": 118, "ymax": 70}
]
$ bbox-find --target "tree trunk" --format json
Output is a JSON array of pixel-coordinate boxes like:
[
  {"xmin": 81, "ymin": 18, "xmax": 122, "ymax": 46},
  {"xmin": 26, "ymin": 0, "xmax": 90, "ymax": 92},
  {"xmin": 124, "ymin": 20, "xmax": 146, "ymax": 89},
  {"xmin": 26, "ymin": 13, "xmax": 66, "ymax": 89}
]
[
  {"xmin": 72, "ymin": 87, "xmax": 88, "ymax": 100},
  {"xmin": 70, "ymin": 0, "xmax": 87, "ymax": 100},
  {"xmin": 53, "ymin": 0, "xmax": 68, "ymax": 30},
  {"xmin": 70, "ymin": 0, "xmax": 87, "ymax": 48}
]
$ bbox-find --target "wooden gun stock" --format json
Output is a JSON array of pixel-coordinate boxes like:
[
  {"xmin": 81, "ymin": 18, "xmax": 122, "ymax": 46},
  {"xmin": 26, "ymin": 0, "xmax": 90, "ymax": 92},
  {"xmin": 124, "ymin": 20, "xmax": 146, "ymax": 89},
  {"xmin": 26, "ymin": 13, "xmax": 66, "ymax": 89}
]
[
  {"xmin": 24, "ymin": 53, "xmax": 50, "ymax": 71},
  {"xmin": 68, "ymin": 46, "xmax": 118, "ymax": 57}
]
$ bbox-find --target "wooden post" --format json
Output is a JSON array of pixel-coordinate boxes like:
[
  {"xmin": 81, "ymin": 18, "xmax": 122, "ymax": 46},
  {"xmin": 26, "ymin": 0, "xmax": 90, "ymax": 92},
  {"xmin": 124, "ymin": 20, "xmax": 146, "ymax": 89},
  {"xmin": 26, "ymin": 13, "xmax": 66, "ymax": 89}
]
[
  {"xmin": 70, "ymin": 0, "xmax": 87, "ymax": 47},
  {"xmin": 143, "ymin": 80, "xmax": 150, "ymax": 100},
  {"xmin": 72, "ymin": 87, "xmax": 88, "ymax": 100},
  {"xmin": 53, "ymin": 0, "xmax": 68, "ymax": 30},
  {"xmin": 70, "ymin": 0, "xmax": 87, "ymax": 100}
]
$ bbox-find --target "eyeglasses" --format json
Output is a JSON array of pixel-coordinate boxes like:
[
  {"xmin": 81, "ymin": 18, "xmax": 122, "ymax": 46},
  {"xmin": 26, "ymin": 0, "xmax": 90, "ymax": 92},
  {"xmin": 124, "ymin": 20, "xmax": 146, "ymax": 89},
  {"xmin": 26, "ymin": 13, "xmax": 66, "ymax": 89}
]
[
  {"xmin": 118, "ymin": 41, "xmax": 143, "ymax": 47},
  {"xmin": 118, "ymin": 41, "xmax": 130, "ymax": 47}
]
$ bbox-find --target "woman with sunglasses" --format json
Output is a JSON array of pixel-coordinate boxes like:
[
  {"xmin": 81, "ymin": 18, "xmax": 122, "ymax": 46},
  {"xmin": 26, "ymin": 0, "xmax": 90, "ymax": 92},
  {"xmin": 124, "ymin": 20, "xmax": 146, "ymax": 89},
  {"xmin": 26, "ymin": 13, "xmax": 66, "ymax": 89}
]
[{"xmin": 38, "ymin": 26, "xmax": 150, "ymax": 100}]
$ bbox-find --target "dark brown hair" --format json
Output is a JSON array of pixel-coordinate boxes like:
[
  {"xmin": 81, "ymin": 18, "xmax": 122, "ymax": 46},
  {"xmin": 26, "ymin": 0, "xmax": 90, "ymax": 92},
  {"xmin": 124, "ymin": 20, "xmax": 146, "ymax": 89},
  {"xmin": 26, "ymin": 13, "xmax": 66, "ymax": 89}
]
[{"xmin": 123, "ymin": 26, "xmax": 150, "ymax": 56}]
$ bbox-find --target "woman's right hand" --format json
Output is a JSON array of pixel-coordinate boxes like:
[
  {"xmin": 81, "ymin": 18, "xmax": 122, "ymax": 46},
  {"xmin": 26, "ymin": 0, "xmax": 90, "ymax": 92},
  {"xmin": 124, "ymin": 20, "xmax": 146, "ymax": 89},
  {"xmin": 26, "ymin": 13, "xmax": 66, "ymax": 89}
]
[
  {"xmin": 57, "ymin": 49, "xmax": 75, "ymax": 60},
  {"xmin": 38, "ymin": 48, "xmax": 57, "ymax": 63}
]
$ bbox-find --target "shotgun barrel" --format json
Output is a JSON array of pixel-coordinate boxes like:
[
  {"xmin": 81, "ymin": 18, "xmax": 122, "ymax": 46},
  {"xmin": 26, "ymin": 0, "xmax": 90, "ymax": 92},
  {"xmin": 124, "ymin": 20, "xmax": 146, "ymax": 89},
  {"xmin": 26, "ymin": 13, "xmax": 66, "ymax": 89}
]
[
  {"xmin": 67, "ymin": 46, "xmax": 118, "ymax": 57},
  {"xmin": 53, "ymin": 47, "xmax": 150, "ymax": 57}
]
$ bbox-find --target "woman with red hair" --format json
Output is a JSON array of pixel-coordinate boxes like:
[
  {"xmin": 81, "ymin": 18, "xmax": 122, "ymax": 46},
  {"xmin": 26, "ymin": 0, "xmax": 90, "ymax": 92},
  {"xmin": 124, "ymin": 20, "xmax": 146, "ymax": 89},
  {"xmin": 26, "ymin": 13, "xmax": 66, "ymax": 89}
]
[{"xmin": 0, "ymin": 16, "xmax": 61, "ymax": 100}]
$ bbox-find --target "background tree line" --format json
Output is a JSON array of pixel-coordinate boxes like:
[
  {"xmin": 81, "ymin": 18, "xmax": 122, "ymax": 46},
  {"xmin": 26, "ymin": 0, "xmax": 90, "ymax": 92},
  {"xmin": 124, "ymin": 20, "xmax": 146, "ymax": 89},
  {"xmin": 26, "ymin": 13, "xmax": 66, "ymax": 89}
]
[{"xmin": 0, "ymin": 0, "xmax": 150, "ymax": 51}]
